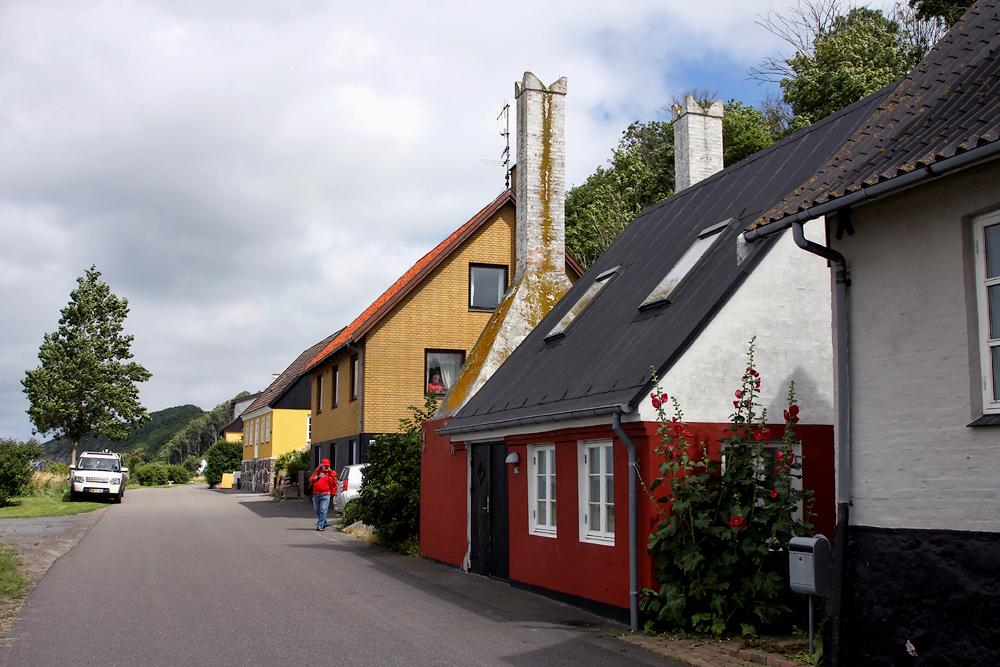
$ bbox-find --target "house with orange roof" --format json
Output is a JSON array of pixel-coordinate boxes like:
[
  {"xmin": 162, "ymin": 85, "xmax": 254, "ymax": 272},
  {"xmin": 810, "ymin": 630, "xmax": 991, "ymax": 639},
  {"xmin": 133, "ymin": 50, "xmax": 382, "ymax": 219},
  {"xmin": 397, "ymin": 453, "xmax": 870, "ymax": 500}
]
[{"xmin": 304, "ymin": 187, "xmax": 583, "ymax": 472}]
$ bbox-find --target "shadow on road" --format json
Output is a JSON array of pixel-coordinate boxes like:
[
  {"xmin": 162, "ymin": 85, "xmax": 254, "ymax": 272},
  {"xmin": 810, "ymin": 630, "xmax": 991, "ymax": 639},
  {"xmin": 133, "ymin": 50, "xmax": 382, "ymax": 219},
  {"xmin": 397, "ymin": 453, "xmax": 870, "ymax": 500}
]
[{"xmin": 230, "ymin": 494, "xmax": 318, "ymax": 520}]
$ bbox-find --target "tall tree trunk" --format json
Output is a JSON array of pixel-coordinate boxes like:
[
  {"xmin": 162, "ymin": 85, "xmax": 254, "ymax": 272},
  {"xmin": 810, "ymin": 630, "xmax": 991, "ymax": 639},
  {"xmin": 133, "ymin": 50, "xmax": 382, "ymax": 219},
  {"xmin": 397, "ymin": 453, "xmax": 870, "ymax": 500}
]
[{"xmin": 71, "ymin": 439, "xmax": 78, "ymax": 467}]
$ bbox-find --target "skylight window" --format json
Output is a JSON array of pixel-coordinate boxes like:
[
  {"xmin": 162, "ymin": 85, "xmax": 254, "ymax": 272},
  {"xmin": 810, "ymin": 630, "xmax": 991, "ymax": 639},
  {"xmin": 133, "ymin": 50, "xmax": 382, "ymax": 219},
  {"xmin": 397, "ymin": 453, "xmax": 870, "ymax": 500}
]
[
  {"xmin": 640, "ymin": 219, "xmax": 731, "ymax": 309},
  {"xmin": 544, "ymin": 266, "xmax": 619, "ymax": 341}
]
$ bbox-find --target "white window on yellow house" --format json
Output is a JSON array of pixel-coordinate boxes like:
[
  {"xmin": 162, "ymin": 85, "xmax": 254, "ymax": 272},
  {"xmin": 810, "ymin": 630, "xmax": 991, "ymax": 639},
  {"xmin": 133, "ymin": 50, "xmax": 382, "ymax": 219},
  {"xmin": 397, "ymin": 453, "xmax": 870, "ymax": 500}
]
[
  {"xmin": 264, "ymin": 414, "xmax": 270, "ymax": 442},
  {"xmin": 333, "ymin": 366, "xmax": 339, "ymax": 408},
  {"xmin": 317, "ymin": 374, "xmax": 324, "ymax": 413}
]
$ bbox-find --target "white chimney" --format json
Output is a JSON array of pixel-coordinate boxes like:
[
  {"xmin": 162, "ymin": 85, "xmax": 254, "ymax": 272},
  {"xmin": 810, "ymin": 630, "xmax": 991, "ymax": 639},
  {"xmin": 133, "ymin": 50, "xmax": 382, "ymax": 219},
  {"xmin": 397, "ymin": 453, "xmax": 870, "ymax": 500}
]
[
  {"xmin": 437, "ymin": 72, "xmax": 572, "ymax": 418},
  {"xmin": 673, "ymin": 95, "xmax": 724, "ymax": 191}
]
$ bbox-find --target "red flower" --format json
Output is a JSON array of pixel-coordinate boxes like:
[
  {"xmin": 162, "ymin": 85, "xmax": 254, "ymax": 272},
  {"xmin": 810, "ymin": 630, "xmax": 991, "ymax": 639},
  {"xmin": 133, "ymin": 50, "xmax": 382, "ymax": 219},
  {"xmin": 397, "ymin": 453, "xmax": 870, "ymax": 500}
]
[
  {"xmin": 729, "ymin": 515, "xmax": 746, "ymax": 528},
  {"xmin": 673, "ymin": 425, "xmax": 683, "ymax": 435},
  {"xmin": 783, "ymin": 410, "xmax": 790, "ymax": 421},
  {"xmin": 764, "ymin": 428, "xmax": 771, "ymax": 438},
  {"xmin": 683, "ymin": 430, "xmax": 693, "ymax": 438},
  {"xmin": 651, "ymin": 392, "xmax": 657, "ymax": 399},
  {"xmin": 788, "ymin": 452, "xmax": 795, "ymax": 463},
  {"xmin": 751, "ymin": 370, "xmax": 759, "ymax": 378},
  {"xmin": 785, "ymin": 466, "xmax": 791, "ymax": 472},
  {"xmin": 774, "ymin": 467, "xmax": 781, "ymax": 473},
  {"xmin": 753, "ymin": 429, "xmax": 764, "ymax": 441},
  {"xmin": 735, "ymin": 390, "xmax": 742, "ymax": 399},
  {"xmin": 788, "ymin": 405, "xmax": 799, "ymax": 416},
  {"xmin": 771, "ymin": 489, "xmax": 779, "ymax": 499},
  {"xmin": 661, "ymin": 393, "xmax": 669, "ymax": 401},
  {"xmin": 734, "ymin": 401, "xmax": 740, "ymax": 409},
  {"xmin": 776, "ymin": 450, "xmax": 784, "ymax": 462},
  {"xmin": 651, "ymin": 398, "xmax": 661, "ymax": 408}
]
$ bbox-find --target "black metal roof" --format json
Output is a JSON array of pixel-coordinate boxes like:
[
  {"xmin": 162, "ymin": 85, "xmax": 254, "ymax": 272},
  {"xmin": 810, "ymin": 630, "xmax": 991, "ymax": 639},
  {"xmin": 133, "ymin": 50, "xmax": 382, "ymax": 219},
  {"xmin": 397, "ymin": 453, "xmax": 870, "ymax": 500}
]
[
  {"xmin": 441, "ymin": 87, "xmax": 892, "ymax": 435},
  {"xmin": 754, "ymin": 1, "xmax": 1000, "ymax": 226}
]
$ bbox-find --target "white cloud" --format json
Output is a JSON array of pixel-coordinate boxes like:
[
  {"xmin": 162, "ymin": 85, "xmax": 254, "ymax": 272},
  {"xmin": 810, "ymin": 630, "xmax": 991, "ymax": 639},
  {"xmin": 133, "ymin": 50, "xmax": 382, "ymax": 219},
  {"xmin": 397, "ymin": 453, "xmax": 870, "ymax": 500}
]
[{"xmin": 0, "ymin": 0, "xmax": 900, "ymax": 440}]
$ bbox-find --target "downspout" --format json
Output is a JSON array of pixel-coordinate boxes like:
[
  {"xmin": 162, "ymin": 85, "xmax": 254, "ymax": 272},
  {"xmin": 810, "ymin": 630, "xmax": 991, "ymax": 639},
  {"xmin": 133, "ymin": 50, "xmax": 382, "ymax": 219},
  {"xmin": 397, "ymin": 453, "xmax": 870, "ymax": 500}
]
[
  {"xmin": 611, "ymin": 411, "xmax": 640, "ymax": 633},
  {"xmin": 790, "ymin": 220, "xmax": 851, "ymax": 667},
  {"xmin": 346, "ymin": 340, "xmax": 364, "ymax": 459}
]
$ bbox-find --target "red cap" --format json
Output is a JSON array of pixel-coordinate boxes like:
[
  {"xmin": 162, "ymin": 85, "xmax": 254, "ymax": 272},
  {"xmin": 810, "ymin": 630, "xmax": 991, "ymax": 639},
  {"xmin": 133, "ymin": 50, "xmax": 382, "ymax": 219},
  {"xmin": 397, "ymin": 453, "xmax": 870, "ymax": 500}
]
[{"xmin": 321, "ymin": 459, "xmax": 330, "ymax": 467}]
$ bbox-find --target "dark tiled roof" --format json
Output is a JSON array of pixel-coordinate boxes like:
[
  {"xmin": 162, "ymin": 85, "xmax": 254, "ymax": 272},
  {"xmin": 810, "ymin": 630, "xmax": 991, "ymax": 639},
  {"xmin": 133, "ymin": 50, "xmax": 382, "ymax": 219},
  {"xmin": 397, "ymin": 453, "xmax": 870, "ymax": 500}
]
[
  {"xmin": 243, "ymin": 331, "xmax": 342, "ymax": 415},
  {"xmin": 754, "ymin": 1, "xmax": 1000, "ymax": 226},
  {"xmin": 443, "ymin": 88, "xmax": 891, "ymax": 433},
  {"xmin": 218, "ymin": 416, "xmax": 243, "ymax": 434}
]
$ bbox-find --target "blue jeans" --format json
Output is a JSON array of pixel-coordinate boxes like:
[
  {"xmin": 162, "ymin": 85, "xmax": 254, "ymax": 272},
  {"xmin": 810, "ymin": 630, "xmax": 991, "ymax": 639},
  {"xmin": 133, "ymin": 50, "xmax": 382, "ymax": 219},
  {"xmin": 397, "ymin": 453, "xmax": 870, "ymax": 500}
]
[{"xmin": 313, "ymin": 493, "xmax": 331, "ymax": 529}]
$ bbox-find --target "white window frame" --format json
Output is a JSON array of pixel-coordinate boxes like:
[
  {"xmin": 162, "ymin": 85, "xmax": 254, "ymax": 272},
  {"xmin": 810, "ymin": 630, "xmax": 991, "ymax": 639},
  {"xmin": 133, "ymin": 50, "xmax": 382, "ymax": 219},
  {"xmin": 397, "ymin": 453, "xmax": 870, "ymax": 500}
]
[
  {"xmin": 578, "ymin": 440, "xmax": 615, "ymax": 545},
  {"xmin": 264, "ymin": 414, "xmax": 270, "ymax": 442},
  {"xmin": 974, "ymin": 211, "xmax": 1000, "ymax": 414},
  {"xmin": 253, "ymin": 419, "xmax": 259, "ymax": 458},
  {"xmin": 306, "ymin": 415, "xmax": 312, "ymax": 444},
  {"xmin": 527, "ymin": 444, "xmax": 557, "ymax": 537},
  {"xmin": 317, "ymin": 374, "xmax": 324, "ymax": 413},
  {"xmin": 333, "ymin": 366, "xmax": 339, "ymax": 408}
]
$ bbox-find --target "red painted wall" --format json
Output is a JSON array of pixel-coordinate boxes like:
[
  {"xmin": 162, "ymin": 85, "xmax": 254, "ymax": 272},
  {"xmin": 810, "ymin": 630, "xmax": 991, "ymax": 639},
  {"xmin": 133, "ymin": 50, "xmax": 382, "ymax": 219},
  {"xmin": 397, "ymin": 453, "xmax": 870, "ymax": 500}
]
[
  {"xmin": 419, "ymin": 416, "xmax": 468, "ymax": 567},
  {"xmin": 419, "ymin": 416, "xmax": 835, "ymax": 613}
]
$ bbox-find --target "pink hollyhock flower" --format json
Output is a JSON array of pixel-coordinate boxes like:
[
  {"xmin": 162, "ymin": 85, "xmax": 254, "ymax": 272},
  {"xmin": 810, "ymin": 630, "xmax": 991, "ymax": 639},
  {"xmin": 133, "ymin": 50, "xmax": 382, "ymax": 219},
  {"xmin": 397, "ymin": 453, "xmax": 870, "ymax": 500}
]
[
  {"xmin": 661, "ymin": 393, "xmax": 668, "ymax": 401},
  {"xmin": 771, "ymin": 490, "xmax": 779, "ymax": 499},
  {"xmin": 764, "ymin": 428, "xmax": 771, "ymax": 438},
  {"xmin": 788, "ymin": 452, "xmax": 795, "ymax": 463},
  {"xmin": 683, "ymin": 430, "xmax": 693, "ymax": 438},
  {"xmin": 783, "ymin": 410, "xmax": 790, "ymax": 421},
  {"xmin": 776, "ymin": 450, "xmax": 784, "ymax": 462},
  {"xmin": 651, "ymin": 392, "xmax": 657, "ymax": 399},
  {"xmin": 785, "ymin": 465, "xmax": 791, "ymax": 473},
  {"xmin": 753, "ymin": 430, "xmax": 764, "ymax": 441},
  {"xmin": 729, "ymin": 516, "xmax": 746, "ymax": 528},
  {"xmin": 734, "ymin": 401, "xmax": 740, "ymax": 409},
  {"xmin": 735, "ymin": 390, "xmax": 742, "ymax": 399},
  {"xmin": 788, "ymin": 405, "xmax": 799, "ymax": 416},
  {"xmin": 651, "ymin": 398, "xmax": 661, "ymax": 408},
  {"xmin": 751, "ymin": 370, "xmax": 759, "ymax": 377}
]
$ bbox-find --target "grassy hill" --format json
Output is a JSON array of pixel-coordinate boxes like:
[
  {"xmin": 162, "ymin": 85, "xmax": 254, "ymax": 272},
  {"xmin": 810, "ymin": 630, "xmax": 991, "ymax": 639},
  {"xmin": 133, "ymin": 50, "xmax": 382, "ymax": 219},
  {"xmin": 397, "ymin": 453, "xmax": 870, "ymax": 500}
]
[{"xmin": 41, "ymin": 405, "xmax": 206, "ymax": 463}]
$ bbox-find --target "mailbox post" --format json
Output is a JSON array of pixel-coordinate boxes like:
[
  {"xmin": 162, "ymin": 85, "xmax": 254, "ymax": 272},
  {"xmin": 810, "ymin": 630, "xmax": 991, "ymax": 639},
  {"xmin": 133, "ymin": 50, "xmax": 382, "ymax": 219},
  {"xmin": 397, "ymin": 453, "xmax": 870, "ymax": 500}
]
[{"xmin": 789, "ymin": 535, "xmax": 831, "ymax": 654}]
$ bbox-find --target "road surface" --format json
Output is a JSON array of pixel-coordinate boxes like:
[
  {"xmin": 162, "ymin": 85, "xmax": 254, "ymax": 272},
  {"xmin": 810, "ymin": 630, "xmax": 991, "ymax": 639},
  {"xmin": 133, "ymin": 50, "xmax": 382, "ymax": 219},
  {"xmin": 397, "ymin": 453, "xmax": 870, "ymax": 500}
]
[{"xmin": 0, "ymin": 485, "xmax": 683, "ymax": 667}]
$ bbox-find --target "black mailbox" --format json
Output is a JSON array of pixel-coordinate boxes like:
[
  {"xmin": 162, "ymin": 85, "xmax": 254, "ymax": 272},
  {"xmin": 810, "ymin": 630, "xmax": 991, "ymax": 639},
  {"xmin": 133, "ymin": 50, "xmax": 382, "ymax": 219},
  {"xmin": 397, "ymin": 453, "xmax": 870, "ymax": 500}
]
[{"xmin": 788, "ymin": 535, "xmax": 830, "ymax": 596}]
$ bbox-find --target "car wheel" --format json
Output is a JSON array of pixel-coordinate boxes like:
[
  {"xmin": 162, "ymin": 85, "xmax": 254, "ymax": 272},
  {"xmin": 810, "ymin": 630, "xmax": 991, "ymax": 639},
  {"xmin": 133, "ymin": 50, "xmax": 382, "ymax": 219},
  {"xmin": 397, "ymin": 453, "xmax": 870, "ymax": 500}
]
[
  {"xmin": 112, "ymin": 493, "xmax": 122, "ymax": 504},
  {"xmin": 69, "ymin": 490, "xmax": 79, "ymax": 502}
]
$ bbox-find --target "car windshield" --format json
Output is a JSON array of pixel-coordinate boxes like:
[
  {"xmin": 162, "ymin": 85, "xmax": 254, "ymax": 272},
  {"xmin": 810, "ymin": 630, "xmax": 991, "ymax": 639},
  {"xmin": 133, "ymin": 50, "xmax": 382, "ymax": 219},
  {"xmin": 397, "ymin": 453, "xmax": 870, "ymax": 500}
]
[{"xmin": 78, "ymin": 457, "xmax": 119, "ymax": 472}]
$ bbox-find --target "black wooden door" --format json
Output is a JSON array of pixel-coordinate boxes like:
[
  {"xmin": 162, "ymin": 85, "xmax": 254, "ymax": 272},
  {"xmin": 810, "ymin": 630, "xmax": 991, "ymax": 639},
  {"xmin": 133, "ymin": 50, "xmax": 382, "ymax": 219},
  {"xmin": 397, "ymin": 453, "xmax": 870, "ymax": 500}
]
[{"xmin": 470, "ymin": 442, "xmax": 509, "ymax": 580}]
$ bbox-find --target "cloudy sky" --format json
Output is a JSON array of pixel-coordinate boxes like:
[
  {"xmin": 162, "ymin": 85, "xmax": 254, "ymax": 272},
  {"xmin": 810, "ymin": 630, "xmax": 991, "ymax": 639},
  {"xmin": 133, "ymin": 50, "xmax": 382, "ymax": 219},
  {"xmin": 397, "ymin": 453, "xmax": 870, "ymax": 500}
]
[{"xmin": 0, "ymin": 0, "xmax": 896, "ymax": 441}]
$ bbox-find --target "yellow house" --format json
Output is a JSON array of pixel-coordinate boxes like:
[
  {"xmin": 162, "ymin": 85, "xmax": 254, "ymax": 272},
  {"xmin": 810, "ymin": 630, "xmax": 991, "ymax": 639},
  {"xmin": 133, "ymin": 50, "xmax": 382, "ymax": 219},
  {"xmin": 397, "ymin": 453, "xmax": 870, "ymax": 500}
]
[
  {"xmin": 217, "ymin": 392, "xmax": 261, "ymax": 444},
  {"xmin": 304, "ymin": 189, "xmax": 582, "ymax": 471},
  {"xmin": 239, "ymin": 333, "xmax": 339, "ymax": 492}
]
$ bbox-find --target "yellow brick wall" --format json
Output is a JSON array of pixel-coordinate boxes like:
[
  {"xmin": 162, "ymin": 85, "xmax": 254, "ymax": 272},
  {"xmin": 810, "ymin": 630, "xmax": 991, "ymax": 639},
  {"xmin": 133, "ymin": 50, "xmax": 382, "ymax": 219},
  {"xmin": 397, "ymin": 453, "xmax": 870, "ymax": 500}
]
[
  {"xmin": 363, "ymin": 203, "xmax": 517, "ymax": 433},
  {"xmin": 310, "ymin": 354, "xmax": 361, "ymax": 443}
]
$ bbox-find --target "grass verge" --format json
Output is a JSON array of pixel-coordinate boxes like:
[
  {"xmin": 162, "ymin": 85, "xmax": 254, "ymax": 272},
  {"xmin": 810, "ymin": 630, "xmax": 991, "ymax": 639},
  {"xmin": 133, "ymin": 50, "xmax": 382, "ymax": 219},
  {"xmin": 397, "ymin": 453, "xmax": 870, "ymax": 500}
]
[
  {"xmin": 0, "ymin": 544, "xmax": 29, "ymax": 600},
  {"xmin": 0, "ymin": 496, "xmax": 106, "ymax": 519}
]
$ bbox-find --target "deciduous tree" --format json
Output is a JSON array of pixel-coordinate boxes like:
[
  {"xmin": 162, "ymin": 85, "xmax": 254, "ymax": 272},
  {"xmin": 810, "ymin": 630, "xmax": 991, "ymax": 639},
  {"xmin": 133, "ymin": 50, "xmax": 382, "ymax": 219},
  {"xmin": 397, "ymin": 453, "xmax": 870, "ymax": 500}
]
[{"xmin": 22, "ymin": 267, "xmax": 151, "ymax": 466}]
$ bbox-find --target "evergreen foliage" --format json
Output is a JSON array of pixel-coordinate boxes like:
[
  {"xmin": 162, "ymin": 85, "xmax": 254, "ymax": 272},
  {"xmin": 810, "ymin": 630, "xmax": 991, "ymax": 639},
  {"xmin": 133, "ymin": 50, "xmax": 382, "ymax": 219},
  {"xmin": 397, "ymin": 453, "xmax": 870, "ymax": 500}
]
[
  {"xmin": 166, "ymin": 465, "xmax": 190, "ymax": 484},
  {"xmin": 274, "ymin": 447, "xmax": 310, "ymax": 479},
  {"xmin": 156, "ymin": 400, "xmax": 232, "ymax": 464},
  {"xmin": 133, "ymin": 462, "xmax": 169, "ymax": 486},
  {"xmin": 356, "ymin": 395, "xmax": 437, "ymax": 547},
  {"xmin": 910, "ymin": 0, "xmax": 972, "ymax": 26},
  {"xmin": 203, "ymin": 439, "xmax": 243, "ymax": 487},
  {"xmin": 22, "ymin": 266, "xmax": 151, "ymax": 465},
  {"xmin": 0, "ymin": 439, "xmax": 44, "ymax": 506}
]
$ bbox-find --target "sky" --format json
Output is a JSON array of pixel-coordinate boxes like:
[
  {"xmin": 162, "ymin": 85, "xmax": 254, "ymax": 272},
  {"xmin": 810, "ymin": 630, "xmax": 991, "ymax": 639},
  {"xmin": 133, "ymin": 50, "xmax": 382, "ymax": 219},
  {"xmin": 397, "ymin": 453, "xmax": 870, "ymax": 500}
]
[{"xmin": 0, "ymin": 0, "xmax": 898, "ymax": 441}]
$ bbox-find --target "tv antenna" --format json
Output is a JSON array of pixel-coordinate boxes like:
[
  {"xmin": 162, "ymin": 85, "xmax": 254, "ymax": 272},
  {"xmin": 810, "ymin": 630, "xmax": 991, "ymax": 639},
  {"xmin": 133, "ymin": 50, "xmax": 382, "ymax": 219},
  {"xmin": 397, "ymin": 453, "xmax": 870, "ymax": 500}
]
[{"xmin": 481, "ymin": 98, "xmax": 511, "ymax": 188}]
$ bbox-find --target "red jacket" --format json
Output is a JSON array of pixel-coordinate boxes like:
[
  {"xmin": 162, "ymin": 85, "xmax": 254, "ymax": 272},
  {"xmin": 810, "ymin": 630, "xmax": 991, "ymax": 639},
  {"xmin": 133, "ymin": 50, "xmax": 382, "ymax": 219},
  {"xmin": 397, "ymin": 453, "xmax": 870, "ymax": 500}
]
[{"xmin": 309, "ymin": 467, "xmax": 338, "ymax": 495}]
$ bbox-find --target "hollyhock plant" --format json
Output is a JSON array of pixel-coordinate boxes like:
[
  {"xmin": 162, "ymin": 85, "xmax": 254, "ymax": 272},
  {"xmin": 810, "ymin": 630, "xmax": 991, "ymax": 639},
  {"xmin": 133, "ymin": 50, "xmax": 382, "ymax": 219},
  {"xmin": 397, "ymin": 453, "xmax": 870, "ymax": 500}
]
[{"xmin": 642, "ymin": 338, "xmax": 814, "ymax": 639}]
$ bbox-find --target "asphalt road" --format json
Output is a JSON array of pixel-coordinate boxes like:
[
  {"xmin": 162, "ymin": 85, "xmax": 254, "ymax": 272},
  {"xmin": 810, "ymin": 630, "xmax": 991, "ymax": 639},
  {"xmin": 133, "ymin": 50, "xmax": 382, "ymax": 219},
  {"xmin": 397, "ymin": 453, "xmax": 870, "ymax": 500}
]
[{"xmin": 0, "ymin": 485, "xmax": 684, "ymax": 667}]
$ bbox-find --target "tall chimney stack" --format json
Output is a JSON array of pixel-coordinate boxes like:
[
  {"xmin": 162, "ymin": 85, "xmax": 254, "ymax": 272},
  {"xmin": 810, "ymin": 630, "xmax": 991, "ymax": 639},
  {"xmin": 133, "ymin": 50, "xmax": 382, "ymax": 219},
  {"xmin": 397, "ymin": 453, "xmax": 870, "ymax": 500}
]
[
  {"xmin": 437, "ymin": 72, "xmax": 572, "ymax": 418},
  {"xmin": 673, "ymin": 95, "xmax": 724, "ymax": 191}
]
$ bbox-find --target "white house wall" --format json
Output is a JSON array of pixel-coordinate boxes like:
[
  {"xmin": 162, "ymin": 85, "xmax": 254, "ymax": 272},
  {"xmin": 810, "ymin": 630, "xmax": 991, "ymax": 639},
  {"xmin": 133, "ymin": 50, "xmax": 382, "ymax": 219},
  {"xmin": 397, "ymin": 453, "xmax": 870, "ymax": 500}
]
[
  {"xmin": 834, "ymin": 161, "xmax": 1000, "ymax": 533},
  {"xmin": 637, "ymin": 218, "xmax": 835, "ymax": 426}
]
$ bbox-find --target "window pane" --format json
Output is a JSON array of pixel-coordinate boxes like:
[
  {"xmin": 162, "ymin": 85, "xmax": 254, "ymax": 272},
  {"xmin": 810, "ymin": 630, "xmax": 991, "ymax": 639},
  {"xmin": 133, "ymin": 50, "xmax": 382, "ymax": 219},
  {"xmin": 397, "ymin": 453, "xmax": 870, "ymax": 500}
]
[
  {"xmin": 986, "ymin": 223, "xmax": 1000, "ymax": 279},
  {"xmin": 537, "ymin": 501, "xmax": 546, "ymax": 525},
  {"xmin": 537, "ymin": 475, "xmax": 546, "ymax": 500},
  {"xmin": 589, "ymin": 476, "xmax": 600, "ymax": 503},
  {"xmin": 590, "ymin": 503, "xmax": 600, "ymax": 531},
  {"xmin": 993, "ymin": 345, "xmax": 1000, "ymax": 401},
  {"xmin": 550, "ymin": 499, "xmax": 556, "ymax": 523},
  {"xmin": 642, "ymin": 231, "xmax": 723, "ymax": 306},
  {"xmin": 589, "ymin": 447, "xmax": 599, "ymax": 474},
  {"xmin": 547, "ymin": 276, "xmax": 612, "ymax": 338},
  {"xmin": 537, "ymin": 451, "xmax": 546, "ymax": 475},
  {"xmin": 606, "ymin": 475, "xmax": 614, "ymax": 501},
  {"xmin": 605, "ymin": 446, "xmax": 613, "ymax": 474},
  {"xmin": 607, "ymin": 506, "xmax": 615, "ymax": 534},
  {"xmin": 990, "ymin": 285, "xmax": 1000, "ymax": 340},
  {"xmin": 426, "ymin": 351, "xmax": 463, "ymax": 396},
  {"xmin": 470, "ymin": 266, "xmax": 505, "ymax": 309}
]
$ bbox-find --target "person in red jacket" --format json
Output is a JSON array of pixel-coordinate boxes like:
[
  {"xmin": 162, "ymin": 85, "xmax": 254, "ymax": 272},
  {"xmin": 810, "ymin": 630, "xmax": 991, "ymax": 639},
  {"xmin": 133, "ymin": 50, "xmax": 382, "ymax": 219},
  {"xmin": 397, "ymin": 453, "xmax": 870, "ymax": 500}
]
[{"xmin": 309, "ymin": 459, "xmax": 337, "ymax": 531}]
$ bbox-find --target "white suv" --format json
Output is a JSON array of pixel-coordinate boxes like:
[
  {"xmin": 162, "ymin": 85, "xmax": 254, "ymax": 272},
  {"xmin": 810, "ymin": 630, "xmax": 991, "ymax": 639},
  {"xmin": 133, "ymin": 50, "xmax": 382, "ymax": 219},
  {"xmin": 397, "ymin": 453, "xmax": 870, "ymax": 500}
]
[
  {"xmin": 333, "ymin": 463, "xmax": 367, "ymax": 512},
  {"xmin": 70, "ymin": 451, "xmax": 128, "ymax": 503}
]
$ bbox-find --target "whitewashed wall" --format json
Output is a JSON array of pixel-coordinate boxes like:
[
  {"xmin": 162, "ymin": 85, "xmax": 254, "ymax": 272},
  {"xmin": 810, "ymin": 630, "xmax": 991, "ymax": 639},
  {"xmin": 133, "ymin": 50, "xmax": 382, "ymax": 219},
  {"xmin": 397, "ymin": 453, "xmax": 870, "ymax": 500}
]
[
  {"xmin": 834, "ymin": 161, "xmax": 1000, "ymax": 533},
  {"xmin": 636, "ymin": 217, "xmax": 835, "ymax": 426}
]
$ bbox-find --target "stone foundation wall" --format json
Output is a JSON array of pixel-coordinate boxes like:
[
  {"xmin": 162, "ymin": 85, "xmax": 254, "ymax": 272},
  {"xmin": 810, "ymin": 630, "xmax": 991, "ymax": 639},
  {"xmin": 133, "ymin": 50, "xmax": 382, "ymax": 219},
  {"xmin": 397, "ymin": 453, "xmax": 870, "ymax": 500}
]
[{"xmin": 241, "ymin": 458, "xmax": 276, "ymax": 494}]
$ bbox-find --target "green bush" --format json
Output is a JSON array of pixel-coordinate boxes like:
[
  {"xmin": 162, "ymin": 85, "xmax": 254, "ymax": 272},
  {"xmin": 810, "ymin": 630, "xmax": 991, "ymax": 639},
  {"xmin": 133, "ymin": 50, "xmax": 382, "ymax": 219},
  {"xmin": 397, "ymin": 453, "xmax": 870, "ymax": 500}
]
[
  {"xmin": 0, "ymin": 439, "xmax": 43, "ymax": 506},
  {"xmin": 274, "ymin": 446, "xmax": 310, "ymax": 479},
  {"xmin": 43, "ymin": 461, "xmax": 70, "ymax": 476},
  {"xmin": 356, "ymin": 395, "xmax": 436, "ymax": 547},
  {"xmin": 122, "ymin": 451, "xmax": 143, "ymax": 475},
  {"xmin": 134, "ymin": 462, "xmax": 169, "ymax": 486},
  {"xmin": 166, "ymin": 465, "xmax": 190, "ymax": 484},
  {"xmin": 182, "ymin": 454, "xmax": 202, "ymax": 474},
  {"xmin": 340, "ymin": 497, "xmax": 362, "ymax": 526},
  {"xmin": 203, "ymin": 439, "xmax": 243, "ymax": 487}
]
